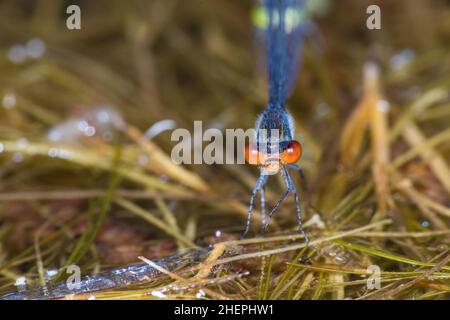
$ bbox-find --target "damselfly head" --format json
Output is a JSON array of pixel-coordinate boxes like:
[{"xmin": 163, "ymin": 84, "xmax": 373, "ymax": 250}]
[
  {"xmin": 245, "ymin": 142, "xmax": 282, "ymax": 174},
  {"xmin": 245, "ymin": 140, "xmax": 302, "ymax": 172}
]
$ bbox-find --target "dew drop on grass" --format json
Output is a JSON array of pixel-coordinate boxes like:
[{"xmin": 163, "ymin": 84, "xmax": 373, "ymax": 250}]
[
  {"xmin": 14, "ymin": 276, "xmax": 27, "ymax": 287},
  {"xmin": 8, "ymin": 44, "xmax": 27, "ymax": 64},
  {"xmin": 390, "ymin": 49, "xmax": 415, "ymax": 70},
  {"xmin": 48, "ymin": 148, "xmax": 58, "ymax": 158},
  {"xmin": 196, "ymin": 289, "xmax": 205, "ymax": 298},
  {"xmin": 420, "ymin": 220, "xmax": 430, "ymax": 228},
  {"xmin": 2, "ymin": 93, "xmax": 16, "ymax": 109},
  {"xmin": 315, "ymin": 102, "xmax": 330, "ymax": 119},
  {"xmin": 92, "ymin": 106, "xmax": 125, "ymax": 131},
  {"xmin": 151, "ymin": 290, "xmax": 167, "ymax": 299},
  {"xmin": 17, "ymin": 138, "xmax": 28, "ymax": 149},
  {"xmin": 377, "ymin": 100, "xmax": 390, "ymax": 113},
  {"xmin": 77, "ymin": 120, "xmax": 89, "ymax": 132},
  {"xmin": 84, "ymin": 125, "xmax": 96, "ymax": 137},
  {"xmin": 45, "ymin": 269, "xmax": 58, "ymax": 280},
  {"xmin": 26, "ymin": 38, "xmax": 46, "ymax": 59},
  {"xmin": 13, "ymin": 152, "xmax": 25, "ymax": 163},
  {"xmin": 57, "ymin": 149, "xmax": 70, "ymax": 160}
]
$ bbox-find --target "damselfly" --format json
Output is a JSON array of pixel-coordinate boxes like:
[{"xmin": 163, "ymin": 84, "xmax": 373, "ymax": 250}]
[{"xmin": 243, "ymin": 0, "xmax": 313, "ymax": 241}]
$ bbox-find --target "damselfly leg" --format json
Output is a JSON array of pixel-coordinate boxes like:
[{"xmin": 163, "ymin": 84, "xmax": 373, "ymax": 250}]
[
  {"xmin": 261, "ymin": 167, "xmax": 310, "ymax": 244},
  {"xmin": 259, "ymin": 182, "xmax": 267, "ymax": 235},
  {"xmin": 242, "ymin": 174, "xmax": 268, "ymax": 239},
  {"xmin": 285, "ymin": 167, "xmax": 310, "ymax": 244},
  {"xmin": 287, "ymin": 163, "xmax": 321, "ymax": 216}
]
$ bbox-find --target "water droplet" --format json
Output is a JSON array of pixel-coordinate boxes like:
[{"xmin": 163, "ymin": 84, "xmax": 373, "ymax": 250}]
[
  {"xmin": 2, "ymin": 93, "xmax": 16, "ymax": 109},
  {"xmin": 45, "ymin": 269, "xmax": 58, "ymax": 280},
  {"xmin": 48, "ymin": 148, "xmax": 58, "ymax": 158},
  {"xmin": 390, "ymin": 49, "xmax": 415, "ymax": 70},
  {"xmin": 215, "ymin": 230, "xmax": 222, "ymax": 238},
  {"xmin": 48, "ymin": 120, "xmax": 81, "ymax": 143},
  {"xmin": 26, "ymin": 38, "xmax": 46, "ymax": 59},
  {"xmin": 377, "ymin": 100, "xmax": 390, "ymax": 113},
  {"xmin": 92, "ymin": 106, "xmax": 125, "ymax": 130},
  {"xmin": 48, "ymin": 129, "xmax": 62, "ymax": 142},
  {"xmin": 47, "ymin": 107, "xmax": 125, "ymax": 144},
  {"xmin": 13, "ymin": 152, "xmax": 25, "ymax": 163},
  {"xmin": 77, "ymin": 119, "xmax": 96, "ymax": 137},
  {"xmin": 309, "ymin": 214, "xmax": 325, "ymax": 229},
  {"xmin": 316, "ymin": 102, "xmax": 330, "ymax": 118},
  {"xmin": 196, "ymin": 289, "xmax": 205, "ymax": 298},
  {"xmin": 421, "ymin": 220, "xmax": 430, "ymax": 228},
  {"xmin": 57, "ymin": 149, "xmax": 70, "ymax": 160},
  {"xmin": 8, "ymin": 44, "xmax": 27, "ymax": 64},
  {"xmin": 97, "ymin": 110, "xmax": 111, "ymax": 123},
  {"xmin": 84, "ymin": 126, "xmax": 96, "ymax": 137},
  {"xmin": 17, "ymin": 138, "xmax": 28, "ymax": 149},
  {"xmin": 77, "ymin": 120, "xmax": 89, "ymax": 132},
  {"xmin": 14, "ymin": 277, "xmax": 27, "ymax": 287},
  {"xmin": 151, "ymin": 290, "xmax": 167, "ymax": 299}
]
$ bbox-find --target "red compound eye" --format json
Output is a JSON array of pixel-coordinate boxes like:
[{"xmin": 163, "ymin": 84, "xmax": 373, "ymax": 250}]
[
  {"xmin": 280, "ymin": 140, "xmax": 302, "ymax": 164},
  {"xmin": 245, "ymin": 143, "xmax": 262, "ymax": 165}
]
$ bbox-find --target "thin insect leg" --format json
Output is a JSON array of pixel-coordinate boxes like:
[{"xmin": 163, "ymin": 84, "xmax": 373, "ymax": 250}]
[
  {"xmin": 284, "ymin": 168, "xmax": 310, "ymax": 244},
  {"xmin": 263, "ymin": 189, "xmax": 289, "ymax": 233},
  {"xmin": 258, "ymin": 175, "xmax": 269, "ymax": 234},
  {"xmin": 242, "ymin": 174, "xmax": 267, "ymax": 238},
  {"xmin": 259, "ymin": 177, "xmax": 268, "ymax": 235},
  {"xmin": 260, "ymin": 187, "xmax": 266, "ymax": 226},
  {"xmin": 286, "ymin": 164, "xmax": 320, "ymax": 215}
]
